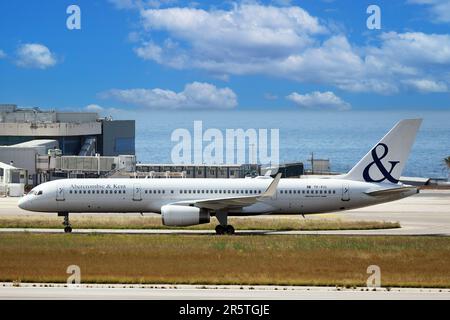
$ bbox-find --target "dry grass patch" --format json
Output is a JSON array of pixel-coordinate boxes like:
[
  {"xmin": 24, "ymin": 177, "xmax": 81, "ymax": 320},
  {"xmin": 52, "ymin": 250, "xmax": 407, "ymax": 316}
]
[
  {"xmin": 0, "ymin": 233, "xmax": 449, "ymax": 288},
  {"xmin": 0, "ymin": 215, "xmax": 400, "ymax": 231}
]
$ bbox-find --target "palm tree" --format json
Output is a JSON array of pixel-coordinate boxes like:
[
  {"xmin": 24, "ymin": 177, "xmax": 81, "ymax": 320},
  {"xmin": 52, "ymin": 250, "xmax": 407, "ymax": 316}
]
[{"xmin": 445, "ymin": 156, "xmax": 450, "ymax": 181}]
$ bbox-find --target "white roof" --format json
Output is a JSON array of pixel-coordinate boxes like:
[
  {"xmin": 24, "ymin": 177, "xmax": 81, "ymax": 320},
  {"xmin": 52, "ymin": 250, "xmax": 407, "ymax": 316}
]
[
  {"xmin": 0, "ymin": 161, "xmax": 20, "ymax": 170},
  {"xmin": 10, "ymin": 139, "xmax": 58, "ymax": 148}
]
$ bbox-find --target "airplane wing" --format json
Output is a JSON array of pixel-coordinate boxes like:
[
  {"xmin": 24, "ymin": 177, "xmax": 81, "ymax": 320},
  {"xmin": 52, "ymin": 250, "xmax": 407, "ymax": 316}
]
[
  {"xmin": 365, "ymin": 186, "xmax": 417, "ymax": 197},
  {"xmin": 169, "ymin": 173, "xmax": 282, "ymax": 211}
]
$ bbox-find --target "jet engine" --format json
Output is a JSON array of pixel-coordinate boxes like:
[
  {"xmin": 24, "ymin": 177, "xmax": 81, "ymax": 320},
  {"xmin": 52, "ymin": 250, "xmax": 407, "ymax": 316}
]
[{"xmin": 161, "ymin": 205, "xmax": 210, "ymax": 226}]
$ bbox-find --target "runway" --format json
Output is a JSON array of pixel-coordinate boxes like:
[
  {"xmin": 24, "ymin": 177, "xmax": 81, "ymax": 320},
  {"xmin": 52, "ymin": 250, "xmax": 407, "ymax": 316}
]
[
  {"xmin": 1, "ymin": 190, "xmax": 449, "ymax": 236},
  {"xmin": 1, "ymin": 283, "xmax": 449, "ymax": 300}
]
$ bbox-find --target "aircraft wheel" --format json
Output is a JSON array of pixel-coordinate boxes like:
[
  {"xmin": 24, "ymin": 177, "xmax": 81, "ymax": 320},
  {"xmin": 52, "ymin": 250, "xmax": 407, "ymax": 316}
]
[
  {"xmin": 215, "ymin": 225, "xmax": 225, "ymax": 235},
  {"xmin": 225, "ymin": 225, "xmax": 235, "ymax": 235},
  {"xmin": 64, "ymin": 226, "xmax": 72, "ymax": 233}
]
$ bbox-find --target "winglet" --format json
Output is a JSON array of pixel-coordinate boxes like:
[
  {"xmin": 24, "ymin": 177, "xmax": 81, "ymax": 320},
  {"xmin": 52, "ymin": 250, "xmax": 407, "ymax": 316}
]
[{"xmin": 260, "ymin": 173, "xmax": 282, "ymax": 198}]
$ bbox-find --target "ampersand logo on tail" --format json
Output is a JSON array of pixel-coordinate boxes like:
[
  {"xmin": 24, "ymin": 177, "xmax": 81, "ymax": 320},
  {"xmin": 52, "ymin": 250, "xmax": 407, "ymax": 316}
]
[{"xmin": 362, "ymin": 143, "xmax": 400, "ymax": 183}]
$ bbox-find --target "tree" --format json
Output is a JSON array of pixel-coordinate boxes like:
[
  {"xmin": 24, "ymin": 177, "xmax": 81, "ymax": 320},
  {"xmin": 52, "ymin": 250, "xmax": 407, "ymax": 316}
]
[{"xmin": 445, "ymin": 156, "xmax": 450, "ymax": 181}]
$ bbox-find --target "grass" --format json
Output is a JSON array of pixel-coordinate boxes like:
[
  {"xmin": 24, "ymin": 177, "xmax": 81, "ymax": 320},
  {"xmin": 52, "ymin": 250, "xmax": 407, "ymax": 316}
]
[
  {"xmin": 0, "ymin": 215, "xmax": 400, "ymax": 231},
  {"xmin": 0, "ymin": 233, "xmax": 449, "ymax": 288}
]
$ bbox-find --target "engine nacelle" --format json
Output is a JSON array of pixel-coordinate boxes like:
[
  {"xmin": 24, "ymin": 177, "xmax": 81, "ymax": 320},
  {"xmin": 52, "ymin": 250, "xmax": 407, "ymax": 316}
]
[{"xmin": 161, "ymin": 205, "xmax": 210, "ymax": 226}]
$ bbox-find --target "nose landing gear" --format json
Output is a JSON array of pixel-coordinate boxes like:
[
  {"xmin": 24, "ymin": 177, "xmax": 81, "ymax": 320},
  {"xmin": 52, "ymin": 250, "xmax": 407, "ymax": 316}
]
[{"xmin": 58, "ymin": 212, "xmax": 72, "ymax": 233}]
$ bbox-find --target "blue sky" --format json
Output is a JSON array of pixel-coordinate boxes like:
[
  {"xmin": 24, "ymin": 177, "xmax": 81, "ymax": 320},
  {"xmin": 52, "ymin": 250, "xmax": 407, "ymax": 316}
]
[{"xmin": 0, "ymin": 0, "xmax": 449, "ymax": 115}]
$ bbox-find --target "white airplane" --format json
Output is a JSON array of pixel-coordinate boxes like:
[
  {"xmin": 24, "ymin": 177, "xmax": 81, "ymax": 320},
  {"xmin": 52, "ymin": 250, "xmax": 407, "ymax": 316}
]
[{"xmin": 18, "ymin": 119, "xmax": 422, "ymax": 235}]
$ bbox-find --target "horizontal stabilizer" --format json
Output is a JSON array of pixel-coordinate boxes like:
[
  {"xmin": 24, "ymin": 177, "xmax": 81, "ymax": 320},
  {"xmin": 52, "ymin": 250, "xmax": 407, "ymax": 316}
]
[{"xmin": 365, "ymin": 186, "xmax": 418, "ymax": 197}]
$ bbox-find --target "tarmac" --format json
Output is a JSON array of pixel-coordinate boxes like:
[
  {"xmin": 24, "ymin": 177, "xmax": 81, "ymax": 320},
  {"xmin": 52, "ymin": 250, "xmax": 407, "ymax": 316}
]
[{"xmin": 1, "ymin": 283, "xmax": 449, "ymax": 300}]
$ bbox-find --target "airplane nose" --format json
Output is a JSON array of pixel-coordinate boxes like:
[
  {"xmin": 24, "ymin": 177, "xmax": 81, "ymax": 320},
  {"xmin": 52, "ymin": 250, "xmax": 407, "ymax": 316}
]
[{"xmin": 18, "ymin": 197, "xmax": 30, "ymax": 210}]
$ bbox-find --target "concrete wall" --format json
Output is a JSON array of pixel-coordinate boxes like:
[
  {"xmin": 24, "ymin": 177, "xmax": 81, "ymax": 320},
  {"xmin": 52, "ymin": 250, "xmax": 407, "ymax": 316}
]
[
  {"xmin": 0, "ymin": 148, "xmax": 37, "ymax": 174},
  {"xmin": 0, "ymin": 122, "xmax": 101, "ymax": 136},
  {"xmin": 56, "ymin": 112, "xmax": 98, "ymax": 123}
]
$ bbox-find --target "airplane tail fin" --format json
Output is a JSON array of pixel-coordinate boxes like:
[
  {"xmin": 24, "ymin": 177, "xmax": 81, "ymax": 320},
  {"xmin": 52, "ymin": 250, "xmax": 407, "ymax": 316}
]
[{"xmin": 342, "ymin": 119, "xmax": 422, "ymax": 184}]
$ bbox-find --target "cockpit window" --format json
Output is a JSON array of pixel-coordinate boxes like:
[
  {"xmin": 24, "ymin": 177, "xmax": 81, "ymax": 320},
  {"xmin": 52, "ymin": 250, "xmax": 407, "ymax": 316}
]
[{"xmin": 37, "ymin": 190, "xmax": 43, "ymax": 195}]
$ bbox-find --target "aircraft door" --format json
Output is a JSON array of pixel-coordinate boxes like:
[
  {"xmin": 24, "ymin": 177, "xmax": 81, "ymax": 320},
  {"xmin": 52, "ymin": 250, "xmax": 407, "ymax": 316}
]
[
  {"xmin": 56, "ymin": 186, "xmax": 65, "ymax": 201},
  {"xmin": 133, "ymin": 184, "xmax": 142, "ymax": 201},
  {"xmin": 341, "ymin": 184, "xmax": 350, "ymax": 201}
]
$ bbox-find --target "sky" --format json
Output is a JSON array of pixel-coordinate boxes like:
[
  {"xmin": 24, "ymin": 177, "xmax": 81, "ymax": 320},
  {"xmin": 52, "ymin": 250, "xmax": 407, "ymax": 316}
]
[{"xmin": 0, "ymin": 0, "xmax": 449, "ymax": 115}]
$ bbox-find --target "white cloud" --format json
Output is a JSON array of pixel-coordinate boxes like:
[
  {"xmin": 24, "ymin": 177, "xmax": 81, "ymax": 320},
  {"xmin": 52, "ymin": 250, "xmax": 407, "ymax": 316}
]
[
  {"xmin": 0, "ymin": 50, "xmax": 6, "ymax": 59},
  {"xmin": 286, "ymin": 91, "xmax": 351, "ymax": 111},
  {"xmin": 123, "ymin": 3, "xmax": 450, "ymax": 94},
  {"xmin": 137, "ymin": 4, "xmax": 326, "ymax": 67},
  {"xmin": 100, "ymin": 82, "xmax": 238, "ymax": 109},
  {"xmin": 16, "ymin": 43, "xmax": 57, "ymax": 69},
  {"xmin": 403, "ymin": 79, "xmax": 448, "ymax": 93},
  {"xmin": 84, "ymin": 104, "xmax": 123, "ymax": 117},
  {"xmin": 408, "ymin": 0, "xmax": 450, "ymax": 23},
  {"xmin": 85, "ymin": 104, "xmax": 105, "ymax": 112}
]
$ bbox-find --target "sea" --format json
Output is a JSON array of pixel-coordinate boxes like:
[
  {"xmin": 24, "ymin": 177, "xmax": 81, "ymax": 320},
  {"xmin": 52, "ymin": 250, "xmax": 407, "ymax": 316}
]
[{"xmin": 130, "ymin": 110, "xmax": 450, "ymax": 179}]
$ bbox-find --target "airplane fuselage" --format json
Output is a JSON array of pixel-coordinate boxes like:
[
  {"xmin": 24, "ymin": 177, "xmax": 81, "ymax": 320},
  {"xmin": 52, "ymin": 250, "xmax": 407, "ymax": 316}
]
[{"xmin": 18, "ymin": 177, "xmax": 417, "ymax": 215}]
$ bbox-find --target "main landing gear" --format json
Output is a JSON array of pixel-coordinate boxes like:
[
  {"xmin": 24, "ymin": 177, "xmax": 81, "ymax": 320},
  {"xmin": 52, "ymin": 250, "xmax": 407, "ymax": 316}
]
[
  {"xmin": 215, "ymin": 224, "xmax": 235, "ymax": 235},
  {"xmin": 215, "ymin": 211, "xmax": 235, "ymax": 235},
  {"xmin": 58, "ymin": 212, "xmax": 72, "ymax": 233}
]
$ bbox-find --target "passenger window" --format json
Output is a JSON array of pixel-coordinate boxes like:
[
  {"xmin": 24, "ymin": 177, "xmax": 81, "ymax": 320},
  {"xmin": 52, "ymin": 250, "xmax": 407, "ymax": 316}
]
[{"xmin": 69, "ymin": 190, "xmax": 72, "ymax": 194}]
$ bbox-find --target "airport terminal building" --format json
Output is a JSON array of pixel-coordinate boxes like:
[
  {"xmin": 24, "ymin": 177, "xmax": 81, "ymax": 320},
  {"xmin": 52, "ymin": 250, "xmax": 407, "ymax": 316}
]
[
  {"xmin": 0, "ymin": 104, "xmax": 134, "ymax": 156},
  {"xmin": 0, "ymin": 104, "xmax": 136, "ymax": 194}
]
